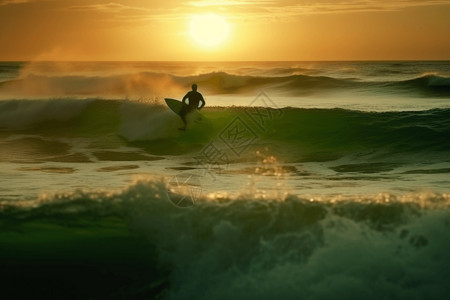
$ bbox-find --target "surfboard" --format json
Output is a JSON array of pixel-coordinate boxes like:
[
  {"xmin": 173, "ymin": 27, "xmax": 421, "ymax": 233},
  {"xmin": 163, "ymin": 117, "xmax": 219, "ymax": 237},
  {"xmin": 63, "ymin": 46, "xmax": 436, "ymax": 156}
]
[{"xmin": 165, "ymin": 98, "xmax": 187, "ymax": 115}]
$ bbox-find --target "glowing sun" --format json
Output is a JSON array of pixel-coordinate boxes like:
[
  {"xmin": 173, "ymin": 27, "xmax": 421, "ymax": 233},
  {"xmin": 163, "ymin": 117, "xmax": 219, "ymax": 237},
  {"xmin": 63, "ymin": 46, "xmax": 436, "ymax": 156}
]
[{"xmin": 189, "ymin": 14, "xmax": 230, "ymax": 48}]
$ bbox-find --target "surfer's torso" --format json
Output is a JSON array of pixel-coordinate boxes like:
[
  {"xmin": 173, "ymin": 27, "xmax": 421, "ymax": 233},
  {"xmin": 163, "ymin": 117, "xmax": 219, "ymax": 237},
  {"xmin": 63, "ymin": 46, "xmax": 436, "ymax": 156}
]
[{"xmin": 183, "ymin": 91, "xmax": 204, "ymax": 111}]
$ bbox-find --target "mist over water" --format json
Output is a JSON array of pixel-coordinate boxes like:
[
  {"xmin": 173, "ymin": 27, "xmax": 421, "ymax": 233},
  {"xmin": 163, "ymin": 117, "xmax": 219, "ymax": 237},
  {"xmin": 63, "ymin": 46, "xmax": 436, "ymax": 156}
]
[
  {"xmin": 1, "ymin": 61, "xmax": 450, "ymax": 107},
  {"xmin": 1, "ymin": 61, "xmax": 449, "ymax": 299}
]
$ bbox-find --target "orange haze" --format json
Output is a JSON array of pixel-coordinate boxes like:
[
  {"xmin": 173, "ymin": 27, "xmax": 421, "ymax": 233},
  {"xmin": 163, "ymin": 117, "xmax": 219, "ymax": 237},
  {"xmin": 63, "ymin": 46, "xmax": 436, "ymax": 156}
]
[{"xmin": 1, "ymin": 0, "xmax": 450, "ymax": 61}]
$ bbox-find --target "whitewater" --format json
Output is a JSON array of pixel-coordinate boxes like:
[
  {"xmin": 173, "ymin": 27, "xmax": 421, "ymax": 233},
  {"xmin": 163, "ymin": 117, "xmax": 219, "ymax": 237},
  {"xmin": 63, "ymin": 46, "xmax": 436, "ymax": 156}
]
[{"xmin": 0, "ymin": 61, "xmax": 449, "ymax": 299}]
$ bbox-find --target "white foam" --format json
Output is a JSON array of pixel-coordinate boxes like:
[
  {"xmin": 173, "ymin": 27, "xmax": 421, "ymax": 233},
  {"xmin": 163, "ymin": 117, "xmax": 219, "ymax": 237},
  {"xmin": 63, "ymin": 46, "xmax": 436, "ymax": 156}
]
[{"xmin": 116, "ymin": 180, "xmax": 450, "ymax": 300}]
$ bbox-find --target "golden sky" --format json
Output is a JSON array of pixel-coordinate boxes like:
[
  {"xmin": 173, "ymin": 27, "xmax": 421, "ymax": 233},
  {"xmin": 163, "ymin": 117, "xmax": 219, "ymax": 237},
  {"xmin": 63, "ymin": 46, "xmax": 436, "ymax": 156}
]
[{"xmin": 1, "ymin": 0, "xmax": 450, "ymax": 61}]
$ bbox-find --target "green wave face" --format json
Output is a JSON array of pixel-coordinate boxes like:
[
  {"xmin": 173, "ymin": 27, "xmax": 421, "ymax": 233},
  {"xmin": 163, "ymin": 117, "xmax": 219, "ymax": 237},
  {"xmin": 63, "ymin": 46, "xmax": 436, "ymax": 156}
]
[{"xmin": 1, "ymin": 99, "xmax": 449, "ymax": 160}]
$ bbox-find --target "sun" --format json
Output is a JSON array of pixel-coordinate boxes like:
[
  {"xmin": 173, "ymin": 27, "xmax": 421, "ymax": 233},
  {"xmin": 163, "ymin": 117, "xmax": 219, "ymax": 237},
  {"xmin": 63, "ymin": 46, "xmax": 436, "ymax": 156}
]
[{"xmin": 189, "ymin": 14, "xmax": 230, "ymax": 48}]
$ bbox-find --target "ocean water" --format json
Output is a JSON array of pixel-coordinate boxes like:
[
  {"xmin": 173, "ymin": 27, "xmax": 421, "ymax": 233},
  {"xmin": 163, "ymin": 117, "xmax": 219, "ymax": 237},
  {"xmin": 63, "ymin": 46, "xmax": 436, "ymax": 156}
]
[{"xmin": 0, "ymin": 61, "xmax": 449, "ymax": 299}]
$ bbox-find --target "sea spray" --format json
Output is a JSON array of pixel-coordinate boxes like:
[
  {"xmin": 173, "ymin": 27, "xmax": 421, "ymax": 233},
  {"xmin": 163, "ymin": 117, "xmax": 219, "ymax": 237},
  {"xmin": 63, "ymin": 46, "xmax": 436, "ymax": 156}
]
[{"xmin": 2, "ymin": 179, "xmax": 449, "ymax": 299}]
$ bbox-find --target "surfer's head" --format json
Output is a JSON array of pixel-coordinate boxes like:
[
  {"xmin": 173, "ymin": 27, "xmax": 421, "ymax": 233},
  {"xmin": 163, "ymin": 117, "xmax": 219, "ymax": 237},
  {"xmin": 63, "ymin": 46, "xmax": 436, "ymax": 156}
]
[{"xmin": 192, "ymin": 84, "xmax": 198, "ymax": 91}]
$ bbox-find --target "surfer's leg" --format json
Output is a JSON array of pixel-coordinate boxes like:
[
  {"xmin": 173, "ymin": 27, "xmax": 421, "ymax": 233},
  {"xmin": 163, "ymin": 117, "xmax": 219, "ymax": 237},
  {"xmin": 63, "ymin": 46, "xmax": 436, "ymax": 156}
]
[
  {"xmin": 179, "ymin": 107, "xmax": 195, "ymax": 130},
  {"xmin": 179, "ymin": 111, "xmax": 187, "ymax": 130}
]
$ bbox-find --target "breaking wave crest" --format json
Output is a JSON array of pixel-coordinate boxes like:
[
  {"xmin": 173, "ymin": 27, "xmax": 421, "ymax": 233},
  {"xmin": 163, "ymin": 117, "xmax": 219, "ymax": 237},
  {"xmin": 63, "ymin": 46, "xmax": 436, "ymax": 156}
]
[
  {"xmin": 1, "ymin": 179, "xmax": 449, "ymax": 299},
  {"xmin": 1, "ymin": 69, "xmax": 450, "ymax": 98}
]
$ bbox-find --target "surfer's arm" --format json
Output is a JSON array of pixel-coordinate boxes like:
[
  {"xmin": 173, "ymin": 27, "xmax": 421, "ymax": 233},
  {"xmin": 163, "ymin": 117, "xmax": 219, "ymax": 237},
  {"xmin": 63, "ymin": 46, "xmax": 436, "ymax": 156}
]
[
  {"xmin": 198, "ymin": 95, "xmax": 205, "ymax": 109},
  {"xmin": 182, "ymin": 92, "xmax": 189, "ymax": 104}
]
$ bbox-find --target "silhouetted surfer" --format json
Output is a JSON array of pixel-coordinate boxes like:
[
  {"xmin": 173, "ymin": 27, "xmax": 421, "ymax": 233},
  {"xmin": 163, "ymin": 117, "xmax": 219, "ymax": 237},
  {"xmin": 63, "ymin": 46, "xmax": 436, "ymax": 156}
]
[{"xmin": 179, "ymin": 83, "xmax": 205, "ymax": 130}]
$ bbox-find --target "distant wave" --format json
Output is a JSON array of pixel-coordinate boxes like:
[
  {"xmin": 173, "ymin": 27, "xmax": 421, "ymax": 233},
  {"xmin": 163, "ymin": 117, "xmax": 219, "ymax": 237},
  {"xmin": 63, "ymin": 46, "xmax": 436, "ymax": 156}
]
[
  {"xmin": 1, "ymin": 70, "xmax": 450, "ymax": 98},
  {"xmin": 385, "ymin": 74, "xmax": 450, "ymax": 96},
  {"xmin": 0, "ymin": 62, "xmax": 23, "ymax": 83}
]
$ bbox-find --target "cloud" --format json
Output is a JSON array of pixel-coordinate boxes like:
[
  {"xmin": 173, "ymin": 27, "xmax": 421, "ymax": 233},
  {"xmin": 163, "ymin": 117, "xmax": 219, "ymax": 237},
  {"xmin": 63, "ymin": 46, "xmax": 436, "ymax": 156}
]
[
  {"xmin": 186, "ymin": 0, "xmax": 450, "ymax": 22},
  {"xmin": 273, "ymin": 0, "xmax": 450, "ymax": 14},
  {"xmin": 5, "ymin": 0, "xmax": 449, "ymax": 23},
  {"xmin": 66, "ymin": 2, "xmax": 185, "ymax": 23},
  {"xmin": 66, "ymin": 0, "xmax": 450, "ymax": 24},
  {"xmin": 188, "ymin": 0, "xmax": 274, "ymax": 7},
  {"xmin": 188, "ymin": 0, "xmax": 450, "ymax": 16},
  {"xmin": 0, "ymin": 0, "xmax": 31, "ymax": 5},
  {"xmin": 68, "ymin": 2, "xmax": 150, "ymax": 13}
]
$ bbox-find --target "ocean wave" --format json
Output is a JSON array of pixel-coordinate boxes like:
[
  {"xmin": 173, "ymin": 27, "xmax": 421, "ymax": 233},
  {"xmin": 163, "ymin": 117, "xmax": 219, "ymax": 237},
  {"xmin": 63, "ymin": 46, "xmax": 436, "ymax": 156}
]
[
  {"xmin": 0, "ymin": 62, "xmax": 23, "ymax": 83},
  {"xmin": 386, "ymin": 74, "xmax": 450, "ymax": 96},
  {"xmin": 1, "ymin": 99, "xmax": 449, "ymax": 158},
  {"xmin": 0, "ymin": 72, "xmax": 186, "ymax": 98},
  {"xmin": 0, "ymin": 71, "xmax": 347, "ymax": 97},
  {"xmin": 1, "ymin": 179, "xmax": 449, "ymax": 299},
  {"xmin": 2, "ymin": 69, "xmax": 450, "ymax": 98},
  {"xmin": 0, "ymin": 98, "xmax": 91, "ymax": 129}
]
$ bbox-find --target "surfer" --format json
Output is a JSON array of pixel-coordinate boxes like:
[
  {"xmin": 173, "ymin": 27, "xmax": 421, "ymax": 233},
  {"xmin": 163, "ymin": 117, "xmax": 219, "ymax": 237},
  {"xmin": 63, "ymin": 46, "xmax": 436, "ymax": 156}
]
[{"xmin": 179, "ymin": 83, "xmax": 205, "ymax": 130}]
